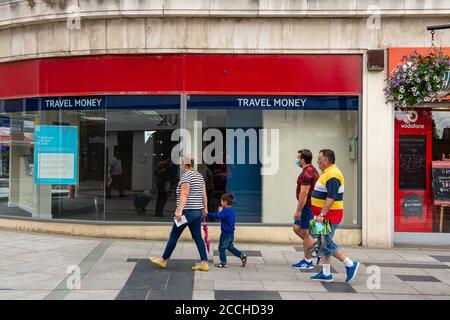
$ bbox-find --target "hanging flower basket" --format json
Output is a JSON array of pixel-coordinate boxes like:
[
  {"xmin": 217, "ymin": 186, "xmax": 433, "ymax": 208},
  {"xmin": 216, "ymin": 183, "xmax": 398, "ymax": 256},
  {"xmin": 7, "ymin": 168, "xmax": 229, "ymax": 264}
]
[{"xmin": 385, "ymin": 49, "xmax": 450, "ymax": 108}]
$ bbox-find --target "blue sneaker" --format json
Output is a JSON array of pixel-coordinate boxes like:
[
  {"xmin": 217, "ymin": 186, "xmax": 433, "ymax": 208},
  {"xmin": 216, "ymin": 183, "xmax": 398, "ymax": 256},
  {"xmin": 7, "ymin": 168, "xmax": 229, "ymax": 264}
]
[
  {"xmin": 292, "ymin": 259, "xmax": 314, "ymax": 270},
  {"xmin": 345, "ymin": 261, "xmax": 360, "ymax": 283},
  {"xmin": 310, "ymin": 271, "xmax": 334, "ymax": 282}
]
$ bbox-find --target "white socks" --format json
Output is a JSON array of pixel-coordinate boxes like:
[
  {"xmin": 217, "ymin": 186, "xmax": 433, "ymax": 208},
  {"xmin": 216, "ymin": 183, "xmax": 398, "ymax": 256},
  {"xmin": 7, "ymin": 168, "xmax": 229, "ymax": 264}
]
[
  {"xmin": 305, "ymin": 258, "xmax": 312, "ymax": 263},
  {"xmin": 322, "ymin": 264, "xmax": 331, "ymax": 276},
  {"xmin": 344, "ymin": 258, "xmax": 354, "ymax": 268},
  {"xmin": 321, "ymin": 259, "xmax": 353, "ymax": 276}
]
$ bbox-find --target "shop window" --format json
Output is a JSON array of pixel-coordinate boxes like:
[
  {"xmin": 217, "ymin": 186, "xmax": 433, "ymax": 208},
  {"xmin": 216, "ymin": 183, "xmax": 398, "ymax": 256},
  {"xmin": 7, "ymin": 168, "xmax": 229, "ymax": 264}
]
[
  {"xmin": 187, "ymin": 108, "xmax": 263, "ymax": 223},
  {"xmin": 104, "ymin": 108, "xmax": 180, "ymax": 222},
  {"xmin": 187, "ymin": 96, "xmax": 360, "ymax": 225},
  {"xmin": 431, "ymin": 110, "xmax": 450, "ymax": 233},
  {"xmin": 262, "ymin": 109, "xmax": 358, "ymax": 225}
]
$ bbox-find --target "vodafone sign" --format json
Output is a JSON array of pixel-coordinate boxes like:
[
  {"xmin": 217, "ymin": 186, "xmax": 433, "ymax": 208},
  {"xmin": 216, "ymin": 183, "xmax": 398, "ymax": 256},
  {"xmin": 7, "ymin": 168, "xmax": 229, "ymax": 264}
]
[{"xmin": 395, "ymin": 110, "xmax": 425, "ymax": 129}]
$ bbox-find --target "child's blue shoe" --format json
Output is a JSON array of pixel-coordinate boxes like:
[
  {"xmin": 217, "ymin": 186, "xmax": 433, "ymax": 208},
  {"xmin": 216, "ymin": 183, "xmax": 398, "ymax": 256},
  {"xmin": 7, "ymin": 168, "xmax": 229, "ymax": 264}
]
[{"xmin": 310, "ymin": 271, "xmax": 334, "ymax": 282}]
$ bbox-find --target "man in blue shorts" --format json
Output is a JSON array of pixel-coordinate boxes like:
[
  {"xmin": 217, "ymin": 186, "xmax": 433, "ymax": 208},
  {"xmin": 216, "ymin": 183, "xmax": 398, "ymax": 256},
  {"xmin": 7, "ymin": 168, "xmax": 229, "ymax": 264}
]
[{"xmin": 292, "ymin": 149, "xmax": 320, "ymax": 270}]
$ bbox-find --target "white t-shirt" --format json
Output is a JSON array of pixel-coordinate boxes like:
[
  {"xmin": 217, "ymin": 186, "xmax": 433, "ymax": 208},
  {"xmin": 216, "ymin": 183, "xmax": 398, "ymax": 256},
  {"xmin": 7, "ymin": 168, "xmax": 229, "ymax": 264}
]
[{"xmin": 110, "ymin": 158, "xmax": 122, "ymax": 176}]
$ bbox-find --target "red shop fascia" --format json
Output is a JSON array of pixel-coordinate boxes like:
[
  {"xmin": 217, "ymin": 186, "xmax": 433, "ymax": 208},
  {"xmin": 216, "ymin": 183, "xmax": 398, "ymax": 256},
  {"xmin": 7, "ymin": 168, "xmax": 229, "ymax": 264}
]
[
  {"xmin": 389, "ymin": 48, "xmax": 450, "ymax": 233},
  {"xmin": 0, "ymin": 54, "xmax": 362, "ymax": 99}
]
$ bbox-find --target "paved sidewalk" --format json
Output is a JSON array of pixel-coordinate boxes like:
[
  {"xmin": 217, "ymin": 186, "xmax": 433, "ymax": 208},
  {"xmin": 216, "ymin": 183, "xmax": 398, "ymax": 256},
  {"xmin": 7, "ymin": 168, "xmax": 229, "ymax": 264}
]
[{"xmin": 1, "ymin": 229, "xmax": 450, "ymax": 300}]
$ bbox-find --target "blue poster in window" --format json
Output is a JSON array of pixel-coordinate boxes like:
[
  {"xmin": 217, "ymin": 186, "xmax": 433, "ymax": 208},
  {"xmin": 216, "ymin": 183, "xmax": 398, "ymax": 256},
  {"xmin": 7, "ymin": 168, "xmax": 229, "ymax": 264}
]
[{"xmin": 34, "ymin": 125, "xmax": 78, "ymax": 185}]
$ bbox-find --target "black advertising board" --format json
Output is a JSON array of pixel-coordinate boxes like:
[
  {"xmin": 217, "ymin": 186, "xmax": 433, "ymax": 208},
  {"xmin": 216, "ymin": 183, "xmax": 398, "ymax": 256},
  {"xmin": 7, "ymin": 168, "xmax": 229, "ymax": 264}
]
[
  {"xmin": 402, "ymin": 193, "xmax": 424, "ymax": 218},
  {"xmin": 399, "ymin": 135, "xmax": 426, "ymax": 190},
  {"xmin": 432, "ymin": 161, "xmax": 450, "ymax": 205}
]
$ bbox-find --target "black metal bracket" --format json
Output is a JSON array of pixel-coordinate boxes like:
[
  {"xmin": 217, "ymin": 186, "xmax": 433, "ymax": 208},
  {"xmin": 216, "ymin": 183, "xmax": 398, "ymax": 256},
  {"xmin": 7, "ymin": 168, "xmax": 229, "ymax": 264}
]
[
  {"xmin": 426, "ymin": 24, "xmax": 450, "ymax": 48},
  {"xmin": 427, "ymin": 24, "xmax": 450, "ymax": 31}
]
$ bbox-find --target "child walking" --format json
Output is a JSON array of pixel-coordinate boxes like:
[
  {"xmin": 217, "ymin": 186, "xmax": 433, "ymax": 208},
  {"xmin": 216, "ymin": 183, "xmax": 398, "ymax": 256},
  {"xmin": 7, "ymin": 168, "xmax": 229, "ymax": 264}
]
[{"xmin": 208, "ymin": 193, "xmax": 247, "ymax": 268}]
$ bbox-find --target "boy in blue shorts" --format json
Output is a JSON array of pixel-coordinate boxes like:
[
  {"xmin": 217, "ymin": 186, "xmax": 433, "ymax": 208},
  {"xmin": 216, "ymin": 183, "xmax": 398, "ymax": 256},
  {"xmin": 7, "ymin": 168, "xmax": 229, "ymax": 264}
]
[{"xmin": 208, "ymin": 193, "xmax": 247, "ymax": 268}]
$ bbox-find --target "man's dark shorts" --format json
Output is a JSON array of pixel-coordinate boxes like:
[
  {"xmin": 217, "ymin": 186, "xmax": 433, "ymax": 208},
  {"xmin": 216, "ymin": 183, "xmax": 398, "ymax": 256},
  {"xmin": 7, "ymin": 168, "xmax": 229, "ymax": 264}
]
[{"xmin": 294, "ymin": 206, "xmax": 314, "ymax": 229}]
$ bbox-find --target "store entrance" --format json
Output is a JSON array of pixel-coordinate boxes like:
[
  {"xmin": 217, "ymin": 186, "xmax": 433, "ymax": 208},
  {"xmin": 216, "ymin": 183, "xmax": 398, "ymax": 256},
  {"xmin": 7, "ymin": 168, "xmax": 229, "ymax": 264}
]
[
  {"xmin": 394, "ymin": 107, "xmax": 450, "ymax": 238},
  {"xmin": 104, "ymin": 109, "xmax": 180, "ymax": 222}
]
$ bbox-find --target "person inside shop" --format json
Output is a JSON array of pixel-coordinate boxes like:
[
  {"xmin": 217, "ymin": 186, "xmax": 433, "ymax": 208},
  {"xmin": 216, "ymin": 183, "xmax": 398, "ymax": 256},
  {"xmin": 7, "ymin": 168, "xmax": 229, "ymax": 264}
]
[
  {"xmin": 154, "ymin": 159, "xmax": 172, "ymax": 217},
  {"xmin": 106, "ymin": 150, "xmax": 125, "ymax": 198}
]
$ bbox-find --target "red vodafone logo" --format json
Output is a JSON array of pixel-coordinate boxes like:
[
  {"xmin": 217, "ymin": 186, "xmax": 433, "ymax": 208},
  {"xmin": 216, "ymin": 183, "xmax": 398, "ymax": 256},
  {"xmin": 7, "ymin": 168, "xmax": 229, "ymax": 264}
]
[{"xmin": 396, "ymin": 110, "xmax": 425, "ymax": 129}]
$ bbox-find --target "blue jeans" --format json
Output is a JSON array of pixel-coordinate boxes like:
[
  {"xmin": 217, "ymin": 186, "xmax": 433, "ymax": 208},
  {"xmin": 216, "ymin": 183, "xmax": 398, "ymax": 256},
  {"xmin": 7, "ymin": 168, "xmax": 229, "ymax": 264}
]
[
  {"xmin": 318, "ymin": 224, "xmax": 340, "ymax": 257},
  {"xmin": 219, "ymin": 232, "xmax": 243, "ymax": 264},
  {"xmin": 162, "ymin": 209, "xmax": 208, "ymax": 261}
]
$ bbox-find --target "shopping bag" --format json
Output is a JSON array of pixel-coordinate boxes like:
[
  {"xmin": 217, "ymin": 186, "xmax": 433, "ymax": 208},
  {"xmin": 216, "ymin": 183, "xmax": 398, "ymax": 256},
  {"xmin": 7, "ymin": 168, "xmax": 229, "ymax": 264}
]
[{"xmin": 309, "ymin": 219, "xmax": 331, "ymax": 236}]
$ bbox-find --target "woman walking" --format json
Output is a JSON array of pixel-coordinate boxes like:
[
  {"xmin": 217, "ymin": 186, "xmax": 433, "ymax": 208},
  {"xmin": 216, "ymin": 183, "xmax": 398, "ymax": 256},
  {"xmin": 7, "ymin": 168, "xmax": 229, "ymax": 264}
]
[{"xmin": 149, "ymin": 156, "xmax": 209, "ymax": 271}]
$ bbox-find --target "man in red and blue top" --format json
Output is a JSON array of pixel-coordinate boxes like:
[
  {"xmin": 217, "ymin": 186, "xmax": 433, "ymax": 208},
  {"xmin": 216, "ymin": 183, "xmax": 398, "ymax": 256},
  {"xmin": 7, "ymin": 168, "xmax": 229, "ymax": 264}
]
[
  {"xmin": 310, "ymin": 149, "xmax": 359, "ymax": 283},
  {"xmin": 292, "ymin": 149, "xmax": 320, "ymax": 270}
]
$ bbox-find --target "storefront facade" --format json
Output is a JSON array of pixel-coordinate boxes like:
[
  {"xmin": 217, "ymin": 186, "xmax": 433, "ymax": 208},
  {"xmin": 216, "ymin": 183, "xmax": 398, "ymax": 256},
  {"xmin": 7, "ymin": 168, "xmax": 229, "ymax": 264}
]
[
  {"xmin": 390, "ymin": 48, "xmax": 450, "ymax": 246},
  {"xmin": 0, "ymin": 0, "xmax": 449, "ymax": 247}
]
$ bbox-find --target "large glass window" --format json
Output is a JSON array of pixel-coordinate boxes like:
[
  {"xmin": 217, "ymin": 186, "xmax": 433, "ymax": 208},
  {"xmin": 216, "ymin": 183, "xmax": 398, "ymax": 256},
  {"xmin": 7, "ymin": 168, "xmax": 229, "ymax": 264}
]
[
  {"xmin": 0, "ymin": 96, "xmax": 180, "ymax": 223},
  {"xmin": 187, "ymin": 108, "xmax": 263, "ymax": 223},
  {"xmin": 0, "ymin": 105, "xmax": 106, "ymax": 220},
  {"xmin": 104, "ymin": 108, "xmax": 180, "ymax": 222},
  {"xmin": 431, "ymin": 109, "xmax": 450, "ymax": 233},
  {"xmin": 38, "ymin": 108, "xmax": 106, "ymax": 221},
  {"xmin": 187, "ymin": 96, "xmax": 360, "ymax": 225},
  {"xmin": 0, "ymin": 102, "xmax": 38, "ymax": 218},
  {"xmin": 1, "ymin": 95, "xmax": 360, "ymax": 226},
  {"xmin": 262, "ymin": 109, "xmax": 358, "ymax": 225}
]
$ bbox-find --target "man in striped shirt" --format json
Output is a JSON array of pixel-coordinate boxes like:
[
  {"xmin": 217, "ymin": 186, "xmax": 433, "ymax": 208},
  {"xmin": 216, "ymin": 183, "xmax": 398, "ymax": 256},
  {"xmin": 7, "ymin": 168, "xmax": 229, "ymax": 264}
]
[{"xmin": 310, "ymin": 149, "xmax": 359, "ymax": 283}]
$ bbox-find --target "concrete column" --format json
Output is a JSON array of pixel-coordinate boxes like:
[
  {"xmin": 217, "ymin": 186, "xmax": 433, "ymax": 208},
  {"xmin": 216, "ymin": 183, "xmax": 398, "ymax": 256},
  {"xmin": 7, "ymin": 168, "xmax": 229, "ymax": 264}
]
[{"xmin": 362, "ymin": 51, "xmax": 394, "ymax": 248}]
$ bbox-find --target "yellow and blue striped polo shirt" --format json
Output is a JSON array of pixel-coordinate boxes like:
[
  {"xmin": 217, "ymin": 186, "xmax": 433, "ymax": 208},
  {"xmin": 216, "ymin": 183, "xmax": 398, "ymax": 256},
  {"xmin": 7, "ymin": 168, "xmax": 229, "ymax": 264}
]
[{"xmin": 311, "ymin": 164, "xmax": 345, "ymax": 224}]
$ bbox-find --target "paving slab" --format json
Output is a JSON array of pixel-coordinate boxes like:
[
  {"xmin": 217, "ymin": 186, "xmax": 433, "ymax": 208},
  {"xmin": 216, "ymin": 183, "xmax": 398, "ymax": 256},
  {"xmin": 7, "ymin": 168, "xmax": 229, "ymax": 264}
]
[
  {"xmin": 215, "ymin": 290, "xmax": 281, "ymax": 300},
  {"xmin": 279, "ymin": 292, "xmax": 312, "ymax": 300},
  {"xmin": 405, "ymin": 282, "xmax": 450, "ymax": 295},
  {"xmin": 309, "ymin": 292, "xmax": 378, "ymax": 300},
  {"xmin": 352, "ymin": 282, "xmax": 421, "ymax": 295},
  {"xmin": 192, "ymin": 290, "xmax": 215, "ymax": 300},
  {"xmin": 64, "ymin": 290, "xmax": 120, "ymax": 300},
  {"xmin": 194, "ymin": 279, "xmax": 215, "ymax": 291},
  {"xmin": 262, "ymin": 281, "xmax": 327, "ymax": 292},
  {"xmin": 238, "ymin": 271, "xmax": 298, "ymax": 281},
  {"xmin": 214, "ymin": 280, "xmax": 264, "ymax": 291},
  {"xmin": 375, "ymin": 293, "xmax": 430, "ymax": 300},
  {"xmin": 426, "ymin": 295, "xmax": 450, "ymax": 300}
]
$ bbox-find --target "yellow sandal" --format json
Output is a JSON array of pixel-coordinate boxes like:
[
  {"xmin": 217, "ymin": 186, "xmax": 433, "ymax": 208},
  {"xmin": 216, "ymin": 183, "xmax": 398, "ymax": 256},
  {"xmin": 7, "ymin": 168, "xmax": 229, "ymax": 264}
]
[
  {"xmin": 192, "ymin": 262, "xmax": 209, "ymax": 271},
  {"xmin": 148, "ymin": 256, "xmax": 167, "ymax": 269}
]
